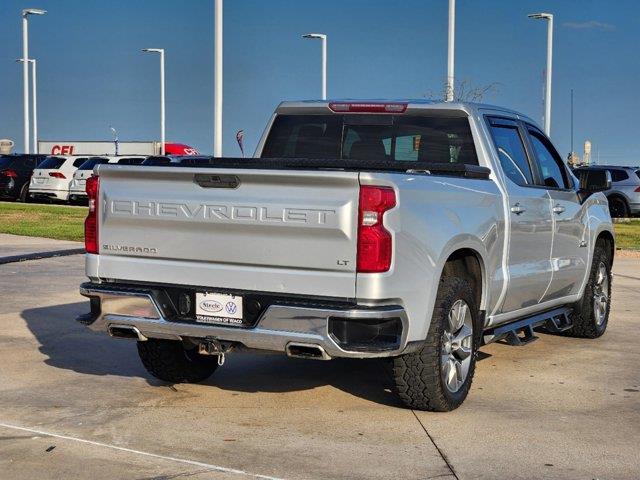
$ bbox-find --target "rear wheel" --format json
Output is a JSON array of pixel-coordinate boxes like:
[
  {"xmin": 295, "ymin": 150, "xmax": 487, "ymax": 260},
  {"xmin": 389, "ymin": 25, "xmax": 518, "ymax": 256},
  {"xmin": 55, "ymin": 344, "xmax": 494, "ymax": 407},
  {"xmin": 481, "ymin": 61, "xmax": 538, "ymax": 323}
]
[
  {"xmin": 567, "ymin": 242, "xmax": 612, "ymax": 338},
  {"xmin": 137, "ymin": 339, "xmax": 219, "ymax": 383},
  {"xmin": 19, "ymin": 183, "xmax": 30, "ymax": 202},
  {"xmin": 392, "ymin": 276, "xmax": 480, "ymax": 411},
  {"xmin": 608, "ymin": 196, "xmax": 629, "ymax": 218}
]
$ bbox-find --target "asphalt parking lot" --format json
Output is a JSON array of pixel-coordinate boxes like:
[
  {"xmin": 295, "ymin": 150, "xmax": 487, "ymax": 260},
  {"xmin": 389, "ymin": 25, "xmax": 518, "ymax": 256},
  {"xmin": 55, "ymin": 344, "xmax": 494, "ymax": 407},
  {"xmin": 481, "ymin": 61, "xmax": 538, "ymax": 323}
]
[{"xmin": 0, "ymin": 239, "xmax": 639, "ymax": 479}]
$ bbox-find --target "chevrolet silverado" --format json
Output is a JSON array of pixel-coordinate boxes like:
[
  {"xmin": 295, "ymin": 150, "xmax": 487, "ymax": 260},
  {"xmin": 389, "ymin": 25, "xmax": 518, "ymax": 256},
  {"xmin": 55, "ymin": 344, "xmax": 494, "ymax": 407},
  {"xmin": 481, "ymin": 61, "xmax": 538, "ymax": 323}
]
[{"xmin": 78, "ymin": 100, "xmax": 614, "ymax": 411}]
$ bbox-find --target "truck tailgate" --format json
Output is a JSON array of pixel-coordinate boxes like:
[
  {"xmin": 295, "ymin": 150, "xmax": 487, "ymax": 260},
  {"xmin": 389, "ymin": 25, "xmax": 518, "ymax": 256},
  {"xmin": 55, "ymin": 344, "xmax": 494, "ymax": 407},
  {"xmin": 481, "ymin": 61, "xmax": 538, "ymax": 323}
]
[{"xmin": 94, "ymin": 166, "xmax": 359, "ymax": 298}]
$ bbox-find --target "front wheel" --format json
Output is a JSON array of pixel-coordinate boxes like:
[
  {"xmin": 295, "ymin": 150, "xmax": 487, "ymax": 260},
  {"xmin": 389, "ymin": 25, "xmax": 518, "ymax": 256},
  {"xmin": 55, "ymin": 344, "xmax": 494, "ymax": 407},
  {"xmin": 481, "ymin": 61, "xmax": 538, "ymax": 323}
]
[
  {"xmin": 137, "ymin": 339, "xmax": 219, "ymax": 383},
  {"xmin": 392, "ymin": 276, "xmax": 480, "ymax": 411},
  {"xmin": 567, "ymin": 242, "xmax": 612, "ymax": 338}
]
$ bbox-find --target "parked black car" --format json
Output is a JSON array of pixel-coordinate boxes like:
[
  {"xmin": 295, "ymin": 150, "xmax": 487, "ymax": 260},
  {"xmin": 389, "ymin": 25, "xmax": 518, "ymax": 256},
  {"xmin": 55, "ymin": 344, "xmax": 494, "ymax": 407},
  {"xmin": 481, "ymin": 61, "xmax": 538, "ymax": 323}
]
[{"xmin": 0, "ymin": 154, "xmax": 48, "ymax": 202}]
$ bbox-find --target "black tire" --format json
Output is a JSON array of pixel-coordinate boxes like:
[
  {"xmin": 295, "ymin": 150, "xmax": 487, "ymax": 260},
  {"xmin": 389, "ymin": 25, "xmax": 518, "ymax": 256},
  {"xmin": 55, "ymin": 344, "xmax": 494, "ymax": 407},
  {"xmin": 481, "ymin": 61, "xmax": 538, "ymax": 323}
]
[
  {"xmin": 137, "ymin": 339, "xmax": 219, "ymax": 383},
  {"xmin": 18, "ymin": 183, "xmax": 30, "ymax": 203},
  {"xmin": 392, "ymin": 276, "xmax": 480, "ymax": 411},
  {"xmin": 567, "ymin": 242, "xmax": 612, "ymax": 338},
  {"xmin": 608, "ymin": 196, "xmax": 629, "ymax": 218}
]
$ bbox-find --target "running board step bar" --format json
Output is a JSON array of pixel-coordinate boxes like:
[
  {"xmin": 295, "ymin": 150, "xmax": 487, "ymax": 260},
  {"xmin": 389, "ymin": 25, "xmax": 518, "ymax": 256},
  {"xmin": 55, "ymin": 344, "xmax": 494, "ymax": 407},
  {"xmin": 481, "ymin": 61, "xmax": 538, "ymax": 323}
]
[{"xmin": 483, "ymin": 307, "xmax": 573, "ymax": 346}]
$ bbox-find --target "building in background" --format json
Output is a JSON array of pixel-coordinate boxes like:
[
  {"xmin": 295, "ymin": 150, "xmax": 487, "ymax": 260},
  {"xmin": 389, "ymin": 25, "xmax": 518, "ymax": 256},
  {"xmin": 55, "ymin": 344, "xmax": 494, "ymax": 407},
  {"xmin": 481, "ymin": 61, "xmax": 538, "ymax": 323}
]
[{"xmin": 37, "ymin": 140, "xmax": 198, "ymax": 156}]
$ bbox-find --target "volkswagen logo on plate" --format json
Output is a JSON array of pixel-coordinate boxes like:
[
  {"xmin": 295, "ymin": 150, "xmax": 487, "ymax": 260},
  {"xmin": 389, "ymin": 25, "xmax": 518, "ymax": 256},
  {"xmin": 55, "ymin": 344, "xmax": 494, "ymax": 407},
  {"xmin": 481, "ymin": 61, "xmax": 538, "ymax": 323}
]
[
  {"xmin": 199, "ymin": 300, "xmax": 223, "ymax": 313},
  {"xmin": 225, "ymin": 301, "xmax": 238, "ymax": 315}
]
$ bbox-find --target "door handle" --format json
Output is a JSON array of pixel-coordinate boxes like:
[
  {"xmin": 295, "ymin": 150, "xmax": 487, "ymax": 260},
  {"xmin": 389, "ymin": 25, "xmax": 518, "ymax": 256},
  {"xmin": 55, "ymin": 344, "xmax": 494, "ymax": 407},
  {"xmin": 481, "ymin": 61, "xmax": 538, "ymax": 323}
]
[
  {"xmin": 510, "ymin": 203, "xmax": 526, "ymax": 215},
  {"xmin": 552, "ymin": 204, "xmax": 565, "ymax": 215}
]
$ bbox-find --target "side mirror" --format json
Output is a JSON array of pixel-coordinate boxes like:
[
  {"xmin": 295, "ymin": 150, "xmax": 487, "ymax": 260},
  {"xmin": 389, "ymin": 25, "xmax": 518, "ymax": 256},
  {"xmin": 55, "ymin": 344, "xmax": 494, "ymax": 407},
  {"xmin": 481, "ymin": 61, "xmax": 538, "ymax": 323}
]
[{"xmin": 577, "ymin": 169, "xmax": 611, "ymax": 193}]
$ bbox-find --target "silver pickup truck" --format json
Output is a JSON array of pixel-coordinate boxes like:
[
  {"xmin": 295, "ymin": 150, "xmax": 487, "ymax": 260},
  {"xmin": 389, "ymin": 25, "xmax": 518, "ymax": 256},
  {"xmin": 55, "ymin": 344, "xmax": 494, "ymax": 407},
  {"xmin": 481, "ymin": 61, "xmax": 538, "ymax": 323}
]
[{"xmin": 78, "ymin": 100, "xmax": 614, "ymax": 411}]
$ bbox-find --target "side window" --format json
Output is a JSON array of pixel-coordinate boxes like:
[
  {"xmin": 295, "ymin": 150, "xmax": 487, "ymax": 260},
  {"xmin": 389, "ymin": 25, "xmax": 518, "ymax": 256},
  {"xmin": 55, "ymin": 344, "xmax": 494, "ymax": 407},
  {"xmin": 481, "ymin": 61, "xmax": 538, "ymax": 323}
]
[
  {"xmin": 527, "ymin": 129, "xmax": 569, "ymax": 189},
  {"xmin": 608, "ymin": 169, "xmax": 629, "ymax": 182},
  {"xmin": 488, "ymin": 123, "xmax": 534, "ymax": 186},
  {"xmin": 73, "ymin": 158, "xmax": 87, "ymax": 168}
]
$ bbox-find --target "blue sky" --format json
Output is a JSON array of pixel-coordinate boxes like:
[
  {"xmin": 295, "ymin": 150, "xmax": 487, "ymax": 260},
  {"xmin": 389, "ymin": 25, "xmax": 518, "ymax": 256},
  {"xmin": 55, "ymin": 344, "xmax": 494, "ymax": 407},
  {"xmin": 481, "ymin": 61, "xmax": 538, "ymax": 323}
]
[{"xmin": 0, "ymin": 0, "xmax": 638, "ymax": 165}]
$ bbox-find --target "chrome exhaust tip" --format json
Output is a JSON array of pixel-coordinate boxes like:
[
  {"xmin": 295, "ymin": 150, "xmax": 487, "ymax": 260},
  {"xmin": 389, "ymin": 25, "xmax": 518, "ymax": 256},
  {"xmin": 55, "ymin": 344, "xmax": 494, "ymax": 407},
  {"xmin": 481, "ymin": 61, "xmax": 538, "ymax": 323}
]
[
  {"xmin": 286, "ymin": 342, "xmax": 331, "ymax": 361},
  {"xmin": 107, "ymin": 325, "xmax": 148, "ymax": 341}
]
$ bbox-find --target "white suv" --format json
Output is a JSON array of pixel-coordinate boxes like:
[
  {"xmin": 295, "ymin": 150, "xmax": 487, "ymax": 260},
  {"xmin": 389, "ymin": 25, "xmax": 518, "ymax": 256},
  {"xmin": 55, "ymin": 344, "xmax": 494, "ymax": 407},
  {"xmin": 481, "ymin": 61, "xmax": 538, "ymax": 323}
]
[
  {"xmin": 29, "ymin": 156, "xmax": 86, "ymax": 202},
  {"xmin": 68, "ymin": 156, "xmax": 145, "ymax": 203}
]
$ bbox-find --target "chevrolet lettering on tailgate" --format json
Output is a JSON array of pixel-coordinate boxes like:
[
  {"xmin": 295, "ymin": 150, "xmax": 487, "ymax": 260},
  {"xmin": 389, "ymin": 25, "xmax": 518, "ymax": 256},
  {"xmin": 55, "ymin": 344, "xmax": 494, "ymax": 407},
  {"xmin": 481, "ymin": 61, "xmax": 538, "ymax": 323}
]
[{"xmin": 108, "ymin": 199, "xmax": 337, "ymax": 225}]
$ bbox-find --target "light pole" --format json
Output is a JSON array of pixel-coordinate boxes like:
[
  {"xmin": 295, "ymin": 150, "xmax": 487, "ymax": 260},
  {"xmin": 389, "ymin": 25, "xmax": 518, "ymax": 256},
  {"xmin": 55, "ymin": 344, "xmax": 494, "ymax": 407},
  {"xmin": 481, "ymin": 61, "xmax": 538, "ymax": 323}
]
[
  {"xmin": 214, "ymin": 0, "xmax": 223, "ymax": 157},
  {"xmin": 21, "ymin": 8, "xmax": 46, "ymax": 154},
  {"xmin": 142, "ymin": 48, "xmax": 165, "ymax": 155},
  {"xmin": 31, "ymin": 59, "xmax": 38, "ymax": 153},
  {"xmin": 302, "ymin": 33, "xmax": 327, "ymax": 100},
  {"xmin": 570, "ymin": 88, "xmax": 574, "ymax": 158},
  {"xmin": 110, "ymin": 126, "xmax": 119, "ymax": 156},
  {"xmin": 16, "ymin": 59, "xmax": 38, "ymax": 153},
  {"xmin": 528, "ymin": 12, "xmax": 553, "ymax": 136},
  {"xmin": 446, "ymin": 0, "xmax": 455, "ymax": 102}
]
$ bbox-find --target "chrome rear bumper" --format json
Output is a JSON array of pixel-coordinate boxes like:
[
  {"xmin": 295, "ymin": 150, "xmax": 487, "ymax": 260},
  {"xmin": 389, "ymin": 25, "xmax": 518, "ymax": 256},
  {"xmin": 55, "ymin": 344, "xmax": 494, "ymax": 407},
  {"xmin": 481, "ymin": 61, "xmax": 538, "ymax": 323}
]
[{"xmin": 79, "ymin": 283, "xmax": 412, "ymax": 359}]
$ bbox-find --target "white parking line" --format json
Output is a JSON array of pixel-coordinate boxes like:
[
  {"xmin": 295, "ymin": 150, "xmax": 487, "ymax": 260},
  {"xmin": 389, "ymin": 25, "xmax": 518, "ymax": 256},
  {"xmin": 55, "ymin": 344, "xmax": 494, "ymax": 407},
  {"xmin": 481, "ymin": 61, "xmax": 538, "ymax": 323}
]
[{"xmin": 0, "ymin": 422, "xmax": 285, "ymax": 480}]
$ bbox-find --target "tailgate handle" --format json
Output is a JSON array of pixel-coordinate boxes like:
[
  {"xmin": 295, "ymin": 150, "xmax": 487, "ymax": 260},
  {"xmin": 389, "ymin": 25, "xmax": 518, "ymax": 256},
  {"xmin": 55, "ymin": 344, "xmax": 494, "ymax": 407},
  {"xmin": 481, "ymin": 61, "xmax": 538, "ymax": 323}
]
[{"xmin": 194, "ymin": 174, "xmax": 240, "ymax": 189}]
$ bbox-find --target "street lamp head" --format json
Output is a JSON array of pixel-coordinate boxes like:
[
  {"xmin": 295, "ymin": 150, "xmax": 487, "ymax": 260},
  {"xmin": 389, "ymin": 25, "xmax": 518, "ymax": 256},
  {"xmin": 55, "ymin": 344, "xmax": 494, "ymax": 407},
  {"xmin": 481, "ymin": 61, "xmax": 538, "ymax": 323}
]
[
  {"xmin": 142, "ymin": 48, "xmax": 164, "ymax": 53},
  {"xmin": 302, "ymin": 33, "xmax": 326, "ymax": 40},
  {"xmin": 528, "ymin": 12, "xmax": 552, "ymax": 20},
  {"xmin": 22, "ymin": 8, "xmax": 46, "ymax": 16}
]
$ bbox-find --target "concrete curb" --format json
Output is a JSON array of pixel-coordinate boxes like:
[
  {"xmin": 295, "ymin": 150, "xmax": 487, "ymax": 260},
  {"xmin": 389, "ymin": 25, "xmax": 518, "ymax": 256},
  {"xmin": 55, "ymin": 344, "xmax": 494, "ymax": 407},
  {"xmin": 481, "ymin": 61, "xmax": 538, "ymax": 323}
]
[{"xmin": 0, "ymin": 248, "xmax": 85, "ymax": 265}]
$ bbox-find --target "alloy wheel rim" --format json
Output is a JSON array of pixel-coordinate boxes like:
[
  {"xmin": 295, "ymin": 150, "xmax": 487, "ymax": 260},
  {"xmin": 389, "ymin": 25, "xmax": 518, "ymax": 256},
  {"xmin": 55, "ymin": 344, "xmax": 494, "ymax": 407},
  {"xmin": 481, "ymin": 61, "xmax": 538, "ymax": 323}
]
[
  {"xmin": 593, "ymin": 262, "xmax": 609, "ymax": 326},
  {"xmin": 441, "ymin": 299, "xmax": 474, "ymax": 393}
]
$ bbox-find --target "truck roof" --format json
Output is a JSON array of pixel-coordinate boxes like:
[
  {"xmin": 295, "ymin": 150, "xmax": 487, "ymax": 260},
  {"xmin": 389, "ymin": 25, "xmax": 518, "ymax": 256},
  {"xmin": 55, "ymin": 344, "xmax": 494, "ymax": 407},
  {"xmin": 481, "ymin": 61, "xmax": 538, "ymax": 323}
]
[{"xmin": 275, "ymin": 99, "xmax": 537, "ymax": 125}]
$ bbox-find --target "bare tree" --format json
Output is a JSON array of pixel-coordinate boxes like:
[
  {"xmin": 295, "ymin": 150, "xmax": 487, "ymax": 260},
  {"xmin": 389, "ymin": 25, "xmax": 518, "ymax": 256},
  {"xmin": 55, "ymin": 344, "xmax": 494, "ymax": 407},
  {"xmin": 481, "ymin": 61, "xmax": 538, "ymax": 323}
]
[{"xmin": 424, "ymin": 80, "xmax": 502, "ymax": 102}]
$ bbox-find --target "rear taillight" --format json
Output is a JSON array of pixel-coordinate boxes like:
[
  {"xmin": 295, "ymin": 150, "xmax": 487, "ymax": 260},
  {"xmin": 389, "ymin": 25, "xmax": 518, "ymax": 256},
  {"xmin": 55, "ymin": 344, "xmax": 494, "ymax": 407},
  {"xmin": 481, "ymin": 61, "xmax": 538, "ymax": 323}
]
[
  {"xmin": 357, "ymin": 186, "xmax": 396, "ymax": 273},
  {"xmin": 2, "ymin": 169, "xmax": 18, "ymax": 178},
  {"xmin": 329, "ymin": 102, "xmax": 408, "ymax": 114},
  {"xmin": 85, "ymin": 176, "xmax": 99, "ymax": 254},
  {"xmin": 635, "ymin": 186, "xmax": 640, "ymax": 193},
  {"xmin": 49, "ymin": 171, "xmax": 66, "ymax": 179}
]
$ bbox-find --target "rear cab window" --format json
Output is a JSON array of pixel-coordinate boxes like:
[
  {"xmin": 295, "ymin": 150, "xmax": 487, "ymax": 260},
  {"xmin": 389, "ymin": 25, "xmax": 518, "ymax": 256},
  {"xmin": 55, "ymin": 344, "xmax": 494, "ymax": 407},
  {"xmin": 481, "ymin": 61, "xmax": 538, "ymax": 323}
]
[{"xmin": 260, "ymin": 114, "xmax": 479, "ymax": 166}]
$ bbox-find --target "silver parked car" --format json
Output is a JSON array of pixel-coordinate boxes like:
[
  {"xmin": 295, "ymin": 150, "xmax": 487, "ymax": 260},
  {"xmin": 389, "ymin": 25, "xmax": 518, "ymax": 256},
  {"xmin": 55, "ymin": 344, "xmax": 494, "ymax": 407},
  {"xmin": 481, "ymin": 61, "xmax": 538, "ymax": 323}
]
[{"xmin": 574, "ymin": 165, "xmax": 640, "ymax": 217}]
